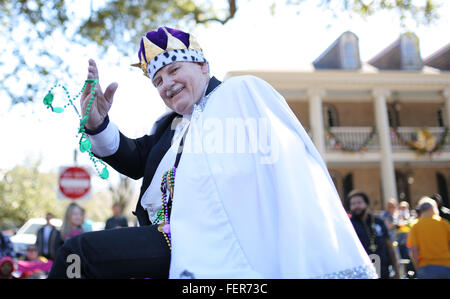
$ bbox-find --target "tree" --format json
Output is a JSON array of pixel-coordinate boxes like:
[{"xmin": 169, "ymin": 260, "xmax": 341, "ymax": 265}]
[
  {"xmin": 108, "ymin": 174, "xmax": 135, "ymax": 214},
  {"xmin": 0, "ymin": 0, "xmax": 238, "ymax": 106},
  {"xmin": 0, "ymin": 160, "xmax": 137, "ymax": 228},
  {"xmin": 0, "ymin": 162, "xmax": 65, "ymax": 229},
  {"xmin": 0, "ymin": 0, "xmax": 442, "ymax": 106},
  {"xmin": 285, "ymin": 0, "xmax": 440, "ymax": 25}
]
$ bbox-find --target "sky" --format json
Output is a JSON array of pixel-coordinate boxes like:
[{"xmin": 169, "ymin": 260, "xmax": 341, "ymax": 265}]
[{"xmin": 1, "ymin": 0, "xmax": 449, "ymax": 190}]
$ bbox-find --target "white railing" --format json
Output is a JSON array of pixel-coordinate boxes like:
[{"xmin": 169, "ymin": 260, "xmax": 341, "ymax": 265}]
[
  {"xmin": 325, "ymin": 127, "xmax": 379, "ymax": 151},
  {"xmin": 391, "ymin": 127, "xmax": 450, "ymax": 150},
  {"xmin": 325, "ymin": 126, "xmax": 450, "ymax": 151}
]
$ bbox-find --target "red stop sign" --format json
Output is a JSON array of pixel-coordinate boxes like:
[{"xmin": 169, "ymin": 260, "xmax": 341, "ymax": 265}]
[{"xmin": 59, "ymin": 167, "xmax": 91, "ymax": 200}]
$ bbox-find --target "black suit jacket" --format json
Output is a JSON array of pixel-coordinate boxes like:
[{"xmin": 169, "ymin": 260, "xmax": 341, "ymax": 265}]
[
  {"xmin": 101, "ymin": 77, "xmax": 222, "ymax": 226},
  {"xmin": 36, "ymin": 226, "xmax": 62, "ymax": 260}
]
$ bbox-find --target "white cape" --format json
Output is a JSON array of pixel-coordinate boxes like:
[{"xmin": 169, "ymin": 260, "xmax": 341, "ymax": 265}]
[{"xmin": 168, "ymin": 75, "xmax": 377, "ymax": 278}]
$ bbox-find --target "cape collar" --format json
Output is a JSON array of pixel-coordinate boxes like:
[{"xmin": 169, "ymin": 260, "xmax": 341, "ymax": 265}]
[{"xmin": 205, "ymin": 76, "xmax": 221, "ymax": 97}]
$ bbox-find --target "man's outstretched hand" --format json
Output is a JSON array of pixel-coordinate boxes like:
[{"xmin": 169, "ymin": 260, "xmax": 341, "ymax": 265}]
[{"xmin": 81, "ymin": 59, "xmax": 118, "ymax": 130}]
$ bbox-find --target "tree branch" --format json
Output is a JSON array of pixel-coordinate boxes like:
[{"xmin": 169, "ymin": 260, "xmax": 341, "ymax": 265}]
[{"xmin": 193, "ymin": 0, "xmax": 237, "ymax": 25}]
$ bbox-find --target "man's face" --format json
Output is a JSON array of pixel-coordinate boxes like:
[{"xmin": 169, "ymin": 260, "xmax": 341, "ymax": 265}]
[
  {"xmin": 46, "ymin": 213, "xmax": 53, "ymax": 222},
  {"xmin": 349, "ymin": 195, "xmax": 368, "ymax": 218},
  {"xmin": 113, "ymin": 205, "xmax": 121, "ymax": 216},
  {"xmin": 152, "ymin": 61, "xmax": 209, "ymax": 115}
]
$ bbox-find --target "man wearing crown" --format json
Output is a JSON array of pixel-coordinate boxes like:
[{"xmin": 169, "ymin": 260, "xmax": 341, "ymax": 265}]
[{"xmin": 49, "ymin": 27, "xmax": 377, "ymax": 279}]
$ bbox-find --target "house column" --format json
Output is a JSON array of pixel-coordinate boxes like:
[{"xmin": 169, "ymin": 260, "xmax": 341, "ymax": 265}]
[
  {"xmin": 443, "ymin": 88, "xmax": 450, "ymax": 127},
  {"xmin": 373, "ymin": 88, "xmax": 397, "ymax": 204},
  {"xmin": 308, "ymin": 88, "xmax": 326, "ymax": 159}
]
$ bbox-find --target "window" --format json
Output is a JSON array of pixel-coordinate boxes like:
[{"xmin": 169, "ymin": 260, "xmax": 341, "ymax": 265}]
[
  {"xmin": 343, "ymin": 173, "xmax": 354, "ymax": 210},
  {"xmin": 329, "ymin": 170, "xmax": 343, "ymax": 204},
  {"xmin": 437, "ymin": 108, "xmax": 444, "ymax": 127},
  {"xmin": 323, "ymin": 104, "xmax": 339, "ymax": 127},
  {"xmin": 342, "ymin": 42, "xmax": 358, "ymax": 69},
  {"xmin": 387, "ymin": 103, "xmax": 400, "ymax": 127},
  {"xmin": 395, "ymin": 170, "xmax": 411, "ymax": 205},
  {"xmin": 402, "ymin": 37, "xmax": 420, "ymax": 70},
  {"xmin": 436, "ymin": 172, "xmax": 449, "ymax": 208}
]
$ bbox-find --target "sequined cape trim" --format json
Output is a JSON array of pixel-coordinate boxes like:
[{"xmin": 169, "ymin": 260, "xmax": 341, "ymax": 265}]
[{"xmin": 314, "ymin": 264, "xmax": 378, "ymax": 279}]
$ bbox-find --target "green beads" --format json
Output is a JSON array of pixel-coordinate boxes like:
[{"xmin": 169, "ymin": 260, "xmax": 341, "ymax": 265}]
[
  {"xmin": 43, "ymin": 79, "xmax": 108, "ymax": 180},
  {"xmin": 43, "ymin": 93, "xmax": 54, "ymax": 106},
  {"xmin": 100, "ymin": 167, "xmax": 109, "ymax": 179},
  {"xmin": 79, "ymin": 138, "xmax": 92, "ymax": 152},
  {"xmin": 52, "ymin": 107, "xmax": 64, "ymax": 113},
  {"xmin": 80, "ymin": 116, "xmax": 89, "ymax": 126}
]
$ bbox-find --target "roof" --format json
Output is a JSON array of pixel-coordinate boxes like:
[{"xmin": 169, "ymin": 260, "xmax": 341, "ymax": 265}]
[
  {"xmin": 313, "ymin": 31, "xmax": 361, "ymax": 70},
  {"xmin": 367, "ymin": 33, "xmax": 423, "ymax": 70},
  {"xmin": 424, "ymin": 43, "xmax": 450, "ymax": 71}
]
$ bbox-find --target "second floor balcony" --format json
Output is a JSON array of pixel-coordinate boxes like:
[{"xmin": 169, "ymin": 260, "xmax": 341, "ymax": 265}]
[{"xmin": 324, "ymin": 126, "xmax": 450, "ymax": 157}]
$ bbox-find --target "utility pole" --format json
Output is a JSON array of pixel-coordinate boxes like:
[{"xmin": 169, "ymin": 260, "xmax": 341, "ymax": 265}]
[{"xmin": 73, "ymin": 148, "xmax": 78, "ymax": 165}]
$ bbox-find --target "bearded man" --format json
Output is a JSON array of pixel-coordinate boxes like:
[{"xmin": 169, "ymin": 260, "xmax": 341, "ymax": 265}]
[{"xmin": 348, "ymin": 190, "xmax": 399, "ymax": 279}]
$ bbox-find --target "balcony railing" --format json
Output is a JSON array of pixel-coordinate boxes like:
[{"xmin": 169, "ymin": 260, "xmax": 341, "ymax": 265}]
[
  {"xmin": 325, "ymin": 126, "xmax": 450, "ymax": 152},
  {"xmin": 325, "ymin": 127, "xmax": 379, "ymax": 151},
  {"xmin": 391, "ymin": 127, "xmax": 450, "ymax": 151}
]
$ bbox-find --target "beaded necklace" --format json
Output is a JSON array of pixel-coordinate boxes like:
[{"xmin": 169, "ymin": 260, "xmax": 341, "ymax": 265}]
[
  {"xmin": 43, "ymin": 79, "xmax": 109, "ymax": 180},
  {"xmin": 157, "ymin": 126, "xmax": 188, "ymax": 250},
  {"xmin": 158, "ymin": 167, "xmax": 176, "ymax": 250},
  {"xmin": 363, "ymin": 215, "xmax": 378, "ymax": 252}
]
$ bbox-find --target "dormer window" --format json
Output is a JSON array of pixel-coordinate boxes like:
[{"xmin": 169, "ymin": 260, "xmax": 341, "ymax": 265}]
[
  {"xmin": 368, "ymin": 33, "xmax": 423, "ymax": 71},
  {"xmin": 401, "ymin": 34, "xmax": 422, "ymax": 70},
  {"xmin": 343, "ymin": 41, "xmax": 358, "ymax": 69},
  {"xmin": 313, "ymin": 31, "xmax": 361, "ymax": 70}
]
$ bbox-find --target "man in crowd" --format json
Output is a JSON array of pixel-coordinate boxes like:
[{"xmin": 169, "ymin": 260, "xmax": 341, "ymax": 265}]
[
  {"xmin": 105, "ymin": 203, "xmax": 129, "ymax": 229},
  {"xmin": 407, "ymin": 196, "xmax": 450, "ymax": 279},
  {"xmin": 36, "ymin": 212, "xmax": 62, "ymax": 260},
  {"xmin": 348, "ymin": 190, "xmax": 400, "ymax": 279},
  {"xmin": 0, "ymin": 230, "xmax": 14, "ymax": 259}
]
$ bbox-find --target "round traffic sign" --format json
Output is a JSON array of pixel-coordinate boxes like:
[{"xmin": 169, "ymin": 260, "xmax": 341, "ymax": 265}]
[{"xmin": 59, "ymin": 166, "xmax": 91, "ymax": 200}]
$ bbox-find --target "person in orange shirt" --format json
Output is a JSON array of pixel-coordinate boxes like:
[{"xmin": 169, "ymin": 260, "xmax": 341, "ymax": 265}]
[{"xmin": 407, "ymin": 196, "xmax": 450, "ymax": 279}]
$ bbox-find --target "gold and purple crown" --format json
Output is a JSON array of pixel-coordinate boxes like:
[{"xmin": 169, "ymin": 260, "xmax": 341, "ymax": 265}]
[{"xmin": 132, "ymin": 27, "xmax": 207, "ymax": 80}]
